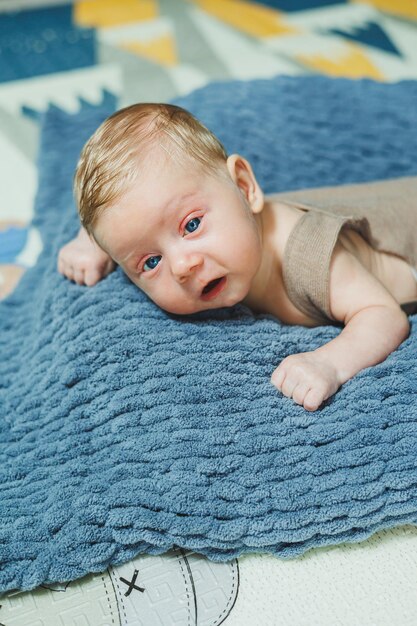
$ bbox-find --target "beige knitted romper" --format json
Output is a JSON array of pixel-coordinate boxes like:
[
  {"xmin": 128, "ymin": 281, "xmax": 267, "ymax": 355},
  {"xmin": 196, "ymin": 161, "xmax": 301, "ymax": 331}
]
[{"xmin": 268, "ymin": 176, "xmax": 417, "ymax": 326}]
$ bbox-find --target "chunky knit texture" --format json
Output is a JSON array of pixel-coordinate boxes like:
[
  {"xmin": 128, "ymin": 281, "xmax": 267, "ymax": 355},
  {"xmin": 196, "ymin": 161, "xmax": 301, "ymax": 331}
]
[{"xmin": 1, "ymin": 77, "xmax": 417, "ymax": 593}]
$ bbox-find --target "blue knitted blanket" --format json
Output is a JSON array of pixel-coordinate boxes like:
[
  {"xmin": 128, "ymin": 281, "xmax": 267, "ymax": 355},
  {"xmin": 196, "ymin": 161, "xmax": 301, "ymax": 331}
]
[{"xmin": 1, "ymin": 76, "xmax": 417, "ymax": 593}]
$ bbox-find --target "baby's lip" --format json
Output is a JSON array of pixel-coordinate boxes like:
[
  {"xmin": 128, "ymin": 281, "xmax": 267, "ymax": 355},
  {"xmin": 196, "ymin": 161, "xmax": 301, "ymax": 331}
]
[{"xmin": 200, "ymin": 276, "xmax": 227, "ymax": 301}]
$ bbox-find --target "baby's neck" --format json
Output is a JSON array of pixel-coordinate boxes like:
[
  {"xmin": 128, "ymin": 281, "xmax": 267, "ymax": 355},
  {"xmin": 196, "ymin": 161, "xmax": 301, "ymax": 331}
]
[{"xmin": 242, "ymin": 200, "xmax": 286, "ymax": 314}]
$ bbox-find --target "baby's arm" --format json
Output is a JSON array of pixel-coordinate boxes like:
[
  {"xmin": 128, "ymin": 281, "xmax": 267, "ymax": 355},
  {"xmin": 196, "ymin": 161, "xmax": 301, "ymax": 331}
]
[
  {"xmin": 57, "ymin": 226, "xmax": 116, "ymax": 286},
  {"xmin": 271, "ymin": 240, "xmax": 410, "ymax": 411}
]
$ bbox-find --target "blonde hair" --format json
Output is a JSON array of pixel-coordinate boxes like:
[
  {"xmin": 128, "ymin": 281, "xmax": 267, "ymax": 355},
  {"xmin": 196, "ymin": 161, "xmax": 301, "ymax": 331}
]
[{"xmin": 74, "ymin": 103, "xmax": 228, "ymax": 234}]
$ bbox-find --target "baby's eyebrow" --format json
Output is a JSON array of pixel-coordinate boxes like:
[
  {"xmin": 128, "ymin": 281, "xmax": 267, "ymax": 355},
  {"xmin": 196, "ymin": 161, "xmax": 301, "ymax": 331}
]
[{"xmin": 121, "ymin": 191, "xmax": 199, "ymax": 264}]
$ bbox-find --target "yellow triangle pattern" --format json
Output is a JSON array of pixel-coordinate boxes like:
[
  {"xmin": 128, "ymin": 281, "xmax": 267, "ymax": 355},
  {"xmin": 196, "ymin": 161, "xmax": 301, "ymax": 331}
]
[
  {"xmin": 297, "ymin": 43, "xmax": 384, "ymax": 81},
  {"xmin": 352, "ymin": 0, "xmax": 417, "ymax": 21},
  {"xmin": 74, "ymin": 0, "xmax": 158, "ymax": 28},
  {"xmin": 120, "ymin": 34, "xmax": 178, "ymax": 67},
  {"xmin": 192, "ymin": 0, "xmax": 297, "ymax": 37}
]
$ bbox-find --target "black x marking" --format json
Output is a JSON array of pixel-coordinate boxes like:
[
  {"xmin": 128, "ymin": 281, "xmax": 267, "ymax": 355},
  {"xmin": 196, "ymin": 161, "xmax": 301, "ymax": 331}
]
[{"xmin": 119, "ymin": 569, "xmax": 145, "ymax": 597}]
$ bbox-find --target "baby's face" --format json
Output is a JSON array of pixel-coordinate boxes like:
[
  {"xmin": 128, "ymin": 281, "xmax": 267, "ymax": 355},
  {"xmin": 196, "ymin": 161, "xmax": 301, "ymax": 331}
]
[{"xmin": 94, "ymin": 154, "xmax": 264, "ymax": 315}]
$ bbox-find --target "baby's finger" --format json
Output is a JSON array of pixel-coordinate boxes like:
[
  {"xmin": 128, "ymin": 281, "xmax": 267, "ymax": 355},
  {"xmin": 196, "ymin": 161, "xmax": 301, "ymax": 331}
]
[
  {"xmin": 303, "ymin": 388, "xmax": 324, "ymax": 412},
  {"xmin": 65, "ymin": 266, "xmax": 75, "ymax": 281},
  {"xmin": 73, "ymin": 269, "xmax": 85, "ymax": 285},
  {"xmin": 271, "ymin": 367, "xmax": 285, "ymax": 389},
  {"xmin": 84, "ymin": 269, "xmax": 101, "ymax": 286},
  {"xmin": 281, "ymin": 375, "xmax": 298, "ymax": 399},
  {"xmin": 292, "ymin": 382, "xmax": 312, "ymax": 406}
]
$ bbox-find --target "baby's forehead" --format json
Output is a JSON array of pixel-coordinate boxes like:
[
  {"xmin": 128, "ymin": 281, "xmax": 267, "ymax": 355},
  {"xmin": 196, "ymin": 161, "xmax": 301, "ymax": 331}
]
[{"xmin": 139, "ymin": 140, "xmax": 224, "ymax": 182}]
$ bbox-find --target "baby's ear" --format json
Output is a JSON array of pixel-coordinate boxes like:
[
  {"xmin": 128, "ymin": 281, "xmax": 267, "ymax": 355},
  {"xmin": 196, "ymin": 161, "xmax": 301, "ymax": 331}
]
[{"xmin": 226, "ymin": 154, "xmax": 264, "ymax": 213}]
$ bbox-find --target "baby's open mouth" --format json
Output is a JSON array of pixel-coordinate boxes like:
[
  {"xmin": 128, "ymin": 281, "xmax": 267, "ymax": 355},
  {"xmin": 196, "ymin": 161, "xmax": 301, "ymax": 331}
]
[
  {"xmin": 202, "ymin": 277, "xmax": 222, "ymax": 294},
  {"xmin": 201, "ymin": 276, "xmax": 227, "ymax": 300}
]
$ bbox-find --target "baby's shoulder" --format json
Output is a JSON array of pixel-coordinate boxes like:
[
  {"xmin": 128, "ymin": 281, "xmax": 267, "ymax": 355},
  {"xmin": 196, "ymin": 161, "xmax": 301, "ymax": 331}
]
[
  {"xmin": 265, "ymin": 197, "xmax": 307, "ymax": 253},
  {"xmin": 260, "ymin": 198, "xmax": 319, "ymax": 327}
]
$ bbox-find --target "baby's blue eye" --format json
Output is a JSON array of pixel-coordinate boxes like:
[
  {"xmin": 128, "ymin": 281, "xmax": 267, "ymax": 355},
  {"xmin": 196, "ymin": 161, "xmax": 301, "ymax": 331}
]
[
  {"xmin": 143, "ymin": 255, "xmax": 161, "ymax": 272},
  {"xmin": 185, "ymin": 217, "xmax": 201, "ymax": 233}
]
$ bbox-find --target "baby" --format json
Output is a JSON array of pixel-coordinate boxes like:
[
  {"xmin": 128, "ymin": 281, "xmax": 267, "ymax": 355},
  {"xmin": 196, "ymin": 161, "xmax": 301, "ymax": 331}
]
[{"xmin": 58, "ymin": 103, "xmax": 417, "ymax": 412}]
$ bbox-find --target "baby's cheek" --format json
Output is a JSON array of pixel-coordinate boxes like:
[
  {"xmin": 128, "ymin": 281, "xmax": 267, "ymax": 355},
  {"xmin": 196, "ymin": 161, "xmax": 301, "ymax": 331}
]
[
  {"xmin": 127, "ymin": 272, "xmax": 199, "ymax": 315},
  {"xmin": 150, "ymin": 284, "xmax": 189, "ymax": 314},
  {"xmin": 127, "ymin": 273, "xmax": 145, "ymax": 293},
  {"xmin": 124, "ymin": 271, "xmax": 157, "ymax": 301}
]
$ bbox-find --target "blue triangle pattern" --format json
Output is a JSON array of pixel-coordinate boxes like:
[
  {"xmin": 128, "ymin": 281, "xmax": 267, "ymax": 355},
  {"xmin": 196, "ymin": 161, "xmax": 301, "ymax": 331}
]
[
  {"xmin": 329, "ymin": 22, "xmax": 402, "ymax": 56},
  {"xmin": 21, "ymin": 105, "xmax": 43, "ymax": 122},
  {"xmin": 21, "ymin": 90, "xmax": 118, "ymax": 125},
  {"xmin": 252, "ymin": 0, "xmax": 347, "ymax": 11}
]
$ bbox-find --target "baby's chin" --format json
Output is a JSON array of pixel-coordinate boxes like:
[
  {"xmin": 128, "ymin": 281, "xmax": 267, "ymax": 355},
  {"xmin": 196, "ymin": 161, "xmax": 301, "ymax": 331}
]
[
  {"xmin": 160, "ymin": 301, "xmax": 221, "ymax": 316},
  {"xmin": 160, "ymin": 295, "xmax": 243, "ymax": 316},
  {"xmin": 153, "ymin": 280, "xmax": 249, "ymax": 315}
]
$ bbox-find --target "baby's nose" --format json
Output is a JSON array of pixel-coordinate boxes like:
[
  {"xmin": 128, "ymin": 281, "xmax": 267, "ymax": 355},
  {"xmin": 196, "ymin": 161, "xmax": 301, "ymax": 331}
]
[{"xmin": 172, "ymin": 253, "xmax": 203, "ymax": 282}]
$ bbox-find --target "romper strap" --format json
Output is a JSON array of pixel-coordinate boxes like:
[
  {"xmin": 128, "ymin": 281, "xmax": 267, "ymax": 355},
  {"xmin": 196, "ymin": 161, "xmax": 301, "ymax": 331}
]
[{"xmin": 282, "ymin": 208, "xmax": 372, "ymax": 325}]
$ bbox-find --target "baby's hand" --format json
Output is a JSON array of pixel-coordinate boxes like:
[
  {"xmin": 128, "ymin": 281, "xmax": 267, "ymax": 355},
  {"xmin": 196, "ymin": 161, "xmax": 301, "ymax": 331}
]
[
  {"xmin": 271, "ymin": 351, "xmax": 341, "ymax": 411},
  {"xmin": 57, "ymin": 227, "xmax": 116, "ymax": 286}
]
